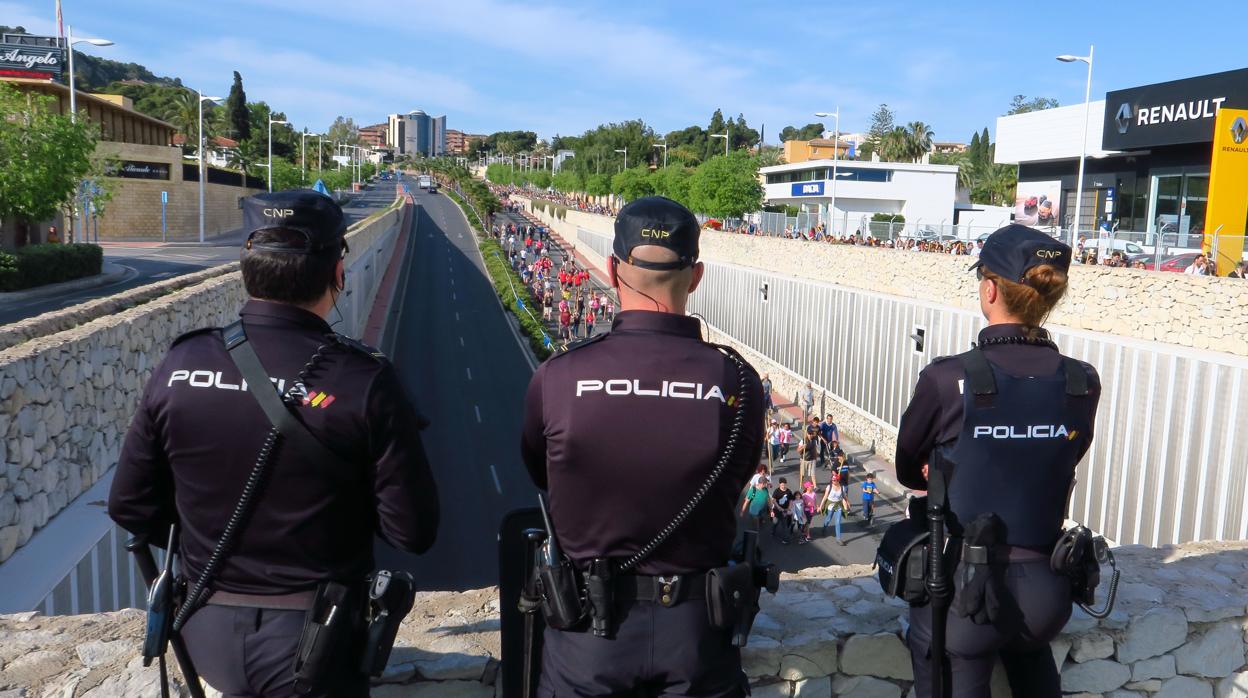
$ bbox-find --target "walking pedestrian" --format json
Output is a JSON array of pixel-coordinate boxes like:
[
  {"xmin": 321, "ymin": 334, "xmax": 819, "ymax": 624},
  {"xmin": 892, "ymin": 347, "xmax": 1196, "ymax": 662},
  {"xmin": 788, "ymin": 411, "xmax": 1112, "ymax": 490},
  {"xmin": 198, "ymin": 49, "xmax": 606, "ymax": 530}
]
[
  {"xmin": 761, "ymin": 373, "xmax": 774, "ymax": 414},
  {"xmin": 801, "ymin": 382, "xmax": 815, "ymax": 422},
  {"xmin": 818, "ymin": 477, "xmax": 846, "ymax": 545},
  {"xmin": 771, "ymin": 478, "xmax": 795, "ymax": 544},
  {"xmin": 778, "ymin": 422, "xmax": 793, "ymax": 462},
  {"xmin": 861, "ymin": 473, "xmax": 878, "ymax": 526},
  {"xmin": 796, "ymin": 426, "xmax": 821, "ymax": 488}
]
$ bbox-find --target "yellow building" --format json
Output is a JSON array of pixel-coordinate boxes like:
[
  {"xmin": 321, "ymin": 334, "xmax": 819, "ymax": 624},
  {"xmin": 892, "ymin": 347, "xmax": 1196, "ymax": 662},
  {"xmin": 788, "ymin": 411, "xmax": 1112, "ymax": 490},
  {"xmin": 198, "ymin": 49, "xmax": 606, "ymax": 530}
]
[
  {"xmin": 782, "ymin": 138, "xmax": 852, "ymax": 164},
  {"xmin": 1, "ymin": 77, "xmax": 263, "ymax": 247}
]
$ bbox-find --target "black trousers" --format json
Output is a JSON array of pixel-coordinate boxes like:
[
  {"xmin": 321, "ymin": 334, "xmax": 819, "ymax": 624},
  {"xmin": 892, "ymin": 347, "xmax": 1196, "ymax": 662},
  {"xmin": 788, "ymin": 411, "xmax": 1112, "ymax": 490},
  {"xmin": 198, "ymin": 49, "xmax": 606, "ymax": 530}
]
[
  {"xmin": 181, "ymin": 604, "xmax": 369, "ymax": 698},
  {"xmin": 907, "ymin": 559, "xmax": 1071, "ymax": 698},
  {"xmin": 539, "ymin": 598, "xmax": 746, "ymax": 697}
]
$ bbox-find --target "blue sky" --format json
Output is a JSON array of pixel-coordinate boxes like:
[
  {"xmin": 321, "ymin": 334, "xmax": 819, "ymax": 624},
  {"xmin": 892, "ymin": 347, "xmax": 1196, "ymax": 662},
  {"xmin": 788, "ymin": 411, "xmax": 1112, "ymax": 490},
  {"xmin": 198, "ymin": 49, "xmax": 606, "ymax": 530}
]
[{"xmin": 5, "ymin": 0, "xmax": 1246, "ymax": 145}]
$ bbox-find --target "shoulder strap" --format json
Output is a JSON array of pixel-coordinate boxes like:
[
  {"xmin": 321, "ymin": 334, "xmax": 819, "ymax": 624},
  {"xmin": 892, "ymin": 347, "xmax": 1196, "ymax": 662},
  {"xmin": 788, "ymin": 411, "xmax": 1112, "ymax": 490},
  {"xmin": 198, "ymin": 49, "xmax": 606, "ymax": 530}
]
[
  {"xmin": 957, "ymin": 347, "xmax": 997, "ymax": 397},
  {"xmin": 615, "ymin": 344, "xmax": 751, "ymax": 574},
  {"xmin": 223, "ymin": 321, "xmax": 352, "ymax": 471},
  {"xmin": 1062, "ymin": 357, "xmax": 1090, "ymax": 397}
]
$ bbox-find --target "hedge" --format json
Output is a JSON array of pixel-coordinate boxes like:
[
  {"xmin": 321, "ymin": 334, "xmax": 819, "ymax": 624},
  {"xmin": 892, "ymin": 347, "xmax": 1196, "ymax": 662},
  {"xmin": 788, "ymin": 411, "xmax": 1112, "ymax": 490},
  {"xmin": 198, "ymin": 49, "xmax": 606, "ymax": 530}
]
[
  {"xmin": 442, "ymin": 188, "xmax": 553, "ymax": 360},
  {"xmin": 0, "ymin": 243, "xmax": 104, "ymax": 292}
]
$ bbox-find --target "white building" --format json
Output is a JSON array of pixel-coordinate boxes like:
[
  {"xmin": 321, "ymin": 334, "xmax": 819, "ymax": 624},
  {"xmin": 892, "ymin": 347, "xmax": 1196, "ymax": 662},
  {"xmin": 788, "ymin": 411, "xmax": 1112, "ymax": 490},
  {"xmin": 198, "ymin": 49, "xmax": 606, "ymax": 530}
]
[{"xmin": 760, "ymin": 159, "xmax": 959, "ymax": 235}]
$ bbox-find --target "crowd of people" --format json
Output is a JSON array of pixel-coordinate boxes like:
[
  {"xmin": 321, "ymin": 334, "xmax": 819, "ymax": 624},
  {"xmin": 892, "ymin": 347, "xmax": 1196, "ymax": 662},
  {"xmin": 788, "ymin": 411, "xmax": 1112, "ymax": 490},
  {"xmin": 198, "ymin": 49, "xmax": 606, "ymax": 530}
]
[
  {"xmin": 741, "ymin": 409, "xmax": 877, "ymax": 548},
  {"xmin": 491, "ymin": 202, "xmax": 617, "ymax": 348},
  {"xmin": 490, "ymin": 183, "xmax": 618, "ymax": 216}
]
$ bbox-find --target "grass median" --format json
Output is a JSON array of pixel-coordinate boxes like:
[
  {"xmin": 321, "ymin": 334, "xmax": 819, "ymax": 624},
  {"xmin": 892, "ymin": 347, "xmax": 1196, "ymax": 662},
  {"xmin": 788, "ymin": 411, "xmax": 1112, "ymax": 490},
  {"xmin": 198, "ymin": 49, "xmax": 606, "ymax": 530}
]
[{"xmin": 443, "ymin": 188, "xmax": 553, "ymax": 361}]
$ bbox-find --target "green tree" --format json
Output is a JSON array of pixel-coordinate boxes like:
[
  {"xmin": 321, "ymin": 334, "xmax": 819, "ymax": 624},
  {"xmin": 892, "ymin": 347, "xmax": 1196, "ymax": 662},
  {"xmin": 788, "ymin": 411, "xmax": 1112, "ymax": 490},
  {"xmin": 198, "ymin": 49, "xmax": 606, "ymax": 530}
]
[
  {"xmin": 686, "ymin": 151, "xmax": 763, "ymax": 218},
  {"xmin": 584, "ymin": 173, "xmax": 611, "ymax": 197},
  {"xmin": 0, "ymin": 83, "xmax": 99, "ymax": 242},
  {"xmin": 653, "ymin": 166, "xmax": 694, "ymax": 207},
  {"xmin": 163, "ymin": 89, "xmax": 200, "ymax": 146},
  {"xmin": 552, "ymin": 169, "xmax": 583, "ymax": 193},
  {"xmin": 529, "ymin": 170, "xmax": 552, "ymax": 189},
  {"xmin": 610, "ymin": 165, "xmax": 655, "ymax": 202},
  {"xmin": 868, "ymin": 104, "xmax": 895, "ymax": 141},
  {"xmin": 968, "ymin": 131, "xmax": 981, "ymax": 163},
  {"xmin": 731, "ymin": 113, "xmax": 759, "ymax": 152},
  {"xmin": 778, "ymin": 123, "xmax": 825, "ymax": 142},
  {"xmin": 325, "ymin": 116, "xmax": 361, "ymax": 148},
  {"xmin": 1006, "ymin": 95, "xmax": 1059, "ymax": 115},
  {"xmin": 484, "ymin": 130, "xmax": 538, "ymax": 155},
  {"xmin": 705, "ymin": 109, "xmax": 728, "ymax": 161},
  {"xmin": 226, "ymin": 71, "xmax": 251, "ymax": 142}
]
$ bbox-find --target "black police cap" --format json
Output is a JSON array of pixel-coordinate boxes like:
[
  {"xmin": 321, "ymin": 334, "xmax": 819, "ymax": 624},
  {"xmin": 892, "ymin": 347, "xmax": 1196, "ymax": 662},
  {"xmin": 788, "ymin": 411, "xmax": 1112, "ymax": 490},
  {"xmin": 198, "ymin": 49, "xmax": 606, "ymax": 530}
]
[
  {"xmin": 242, "ymin": 189, "xmax": 346, "ymax": 255},
  {"xmin": 612, "ymin": 196, "xmax": 700, "ymax": 271},
  {"xmin": 969, "ymin": 224, "xmax": 1072, "ymax": 283}
]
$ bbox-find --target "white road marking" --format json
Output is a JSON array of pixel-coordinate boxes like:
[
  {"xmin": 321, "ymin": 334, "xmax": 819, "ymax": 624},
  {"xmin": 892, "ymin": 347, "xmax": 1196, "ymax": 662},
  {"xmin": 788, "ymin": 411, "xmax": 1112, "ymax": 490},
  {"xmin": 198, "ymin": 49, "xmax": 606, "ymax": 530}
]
[
  {"xmin": 459, "ymin": 336, "xmax": 465, "ymax": 347},
  {"xmin": 474, "ymin": 405, "xmax": 482, "ymax": 423},
  {"xmin": 452, "ymin": 292, "xmax": 457, "ymax": 301},
  {"xmin": 466, "ymin": 367, "xmax": 473, "ymax": 380},
  {"xmin": 455, "ymin": 311, "xmax": 460, "ymax": 322},
  {"xmin": 490, "ymin": 465, "xmax": 502, "ymax": 494}
]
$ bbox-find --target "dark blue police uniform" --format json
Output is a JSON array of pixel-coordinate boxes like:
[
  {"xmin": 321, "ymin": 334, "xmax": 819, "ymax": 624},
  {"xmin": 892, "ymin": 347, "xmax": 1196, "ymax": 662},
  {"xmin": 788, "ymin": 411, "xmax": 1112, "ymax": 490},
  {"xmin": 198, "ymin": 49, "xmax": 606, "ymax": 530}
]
[
  {"xmin": 108, "ymin": 191, "xmax": 439, "ymax": 698},
  {"xmin": 896, "ymin": 225, "xmax": 1102, "ymax": 698},
  {"xmin": 520, "ymin": 197, "xmax": 765, "ymax": 697}
]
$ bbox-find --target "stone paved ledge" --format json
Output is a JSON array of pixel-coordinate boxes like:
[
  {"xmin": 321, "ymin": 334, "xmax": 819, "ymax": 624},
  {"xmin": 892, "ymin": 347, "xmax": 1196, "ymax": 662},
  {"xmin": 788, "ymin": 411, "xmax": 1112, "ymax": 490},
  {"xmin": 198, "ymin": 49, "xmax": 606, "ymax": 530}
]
[{"xmin": 3, "ymin": 543, "xmax": 1246, "ymax": 697}]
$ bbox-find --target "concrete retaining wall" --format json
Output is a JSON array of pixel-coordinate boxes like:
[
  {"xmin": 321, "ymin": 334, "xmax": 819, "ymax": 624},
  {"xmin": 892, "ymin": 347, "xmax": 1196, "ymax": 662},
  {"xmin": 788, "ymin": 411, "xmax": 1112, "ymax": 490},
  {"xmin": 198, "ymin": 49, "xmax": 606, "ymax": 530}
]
[
  {"xmin": 0, "ymin": 201, "xmax": 403, "ymax": 564},
  {"xmin": 513, "ymin": 195, "xmax": 1248, "ymax": 358},
  {"xmin": 4, "ymin": 542, "xmax": 1246, "ymax": 697}
]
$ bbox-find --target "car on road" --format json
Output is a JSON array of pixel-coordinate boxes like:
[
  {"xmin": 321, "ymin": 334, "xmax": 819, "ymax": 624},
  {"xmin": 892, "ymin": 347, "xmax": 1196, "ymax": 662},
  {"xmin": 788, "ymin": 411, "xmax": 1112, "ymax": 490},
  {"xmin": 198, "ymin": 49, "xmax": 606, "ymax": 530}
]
[{"xmin": 1079, "ymin": 238, "xmax": 1145, "ymax": 260}]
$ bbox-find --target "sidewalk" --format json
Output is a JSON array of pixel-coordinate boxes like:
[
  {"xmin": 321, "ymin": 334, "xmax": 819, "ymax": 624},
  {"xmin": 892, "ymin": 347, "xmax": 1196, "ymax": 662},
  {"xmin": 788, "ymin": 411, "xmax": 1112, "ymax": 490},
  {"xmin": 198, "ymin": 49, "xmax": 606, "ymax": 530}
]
[{"xmin": 0, "ymin": 262, "xmax": 131, "ymax": 305}]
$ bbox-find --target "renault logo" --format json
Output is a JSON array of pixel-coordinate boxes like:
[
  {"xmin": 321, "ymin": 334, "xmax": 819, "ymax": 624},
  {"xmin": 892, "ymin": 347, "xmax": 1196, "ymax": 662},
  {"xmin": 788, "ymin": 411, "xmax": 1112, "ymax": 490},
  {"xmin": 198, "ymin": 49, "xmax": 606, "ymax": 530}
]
[
  {"xmin": 1232, "ymin": 116, "xmax": 1248, "ymax": 145},
  {"xmin": 1115, "ymin": 103, "xmax": 1132, "ymax": 134}
]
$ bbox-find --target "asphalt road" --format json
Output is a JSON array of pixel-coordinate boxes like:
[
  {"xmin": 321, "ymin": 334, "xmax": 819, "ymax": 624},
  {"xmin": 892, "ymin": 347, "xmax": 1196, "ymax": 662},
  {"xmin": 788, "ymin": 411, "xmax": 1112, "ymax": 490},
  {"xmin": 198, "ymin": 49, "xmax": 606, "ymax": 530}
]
[
  {"xmin": 376, "ymin": 177, "xmax": 539, "ymax": 591},
  {"xmin": 0, "ymin": 183, "xmax": 399, "ymax": 327}
]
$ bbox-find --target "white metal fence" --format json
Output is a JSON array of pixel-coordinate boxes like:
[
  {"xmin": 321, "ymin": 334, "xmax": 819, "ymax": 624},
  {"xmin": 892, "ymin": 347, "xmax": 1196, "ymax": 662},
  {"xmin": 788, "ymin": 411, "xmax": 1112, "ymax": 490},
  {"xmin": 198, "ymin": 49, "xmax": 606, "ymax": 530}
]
[{"xmin": 684, "ymin": 258, "xmax": 1248, "ymax": 547}]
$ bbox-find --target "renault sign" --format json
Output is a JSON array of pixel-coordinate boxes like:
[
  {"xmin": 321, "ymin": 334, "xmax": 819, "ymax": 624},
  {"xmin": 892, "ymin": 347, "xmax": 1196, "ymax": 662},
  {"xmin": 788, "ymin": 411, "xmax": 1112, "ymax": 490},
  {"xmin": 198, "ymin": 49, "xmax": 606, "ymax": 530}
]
[{"xmin": 1102, "ymin": 67, "xmax": 1248, "ymax": 150}]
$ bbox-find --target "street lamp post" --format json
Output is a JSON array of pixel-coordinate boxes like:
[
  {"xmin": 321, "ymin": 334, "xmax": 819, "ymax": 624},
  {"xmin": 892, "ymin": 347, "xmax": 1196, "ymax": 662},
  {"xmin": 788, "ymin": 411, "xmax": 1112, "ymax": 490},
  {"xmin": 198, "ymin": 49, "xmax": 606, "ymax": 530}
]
[
  {"xmin": 1058, "ymin": 46, "xmax": 1095, "ymax": 249},
  {"xmin": 710, "ymin": 129, "xmax": 730, "ymax": 156},
  {"xmin": 653, "ymin": 140, "xmax": 668, "ymax": 168},
  {"xmin": 268, "ymin": 117, "xmax": 288, "ymax": 192},
  {"xmin": 197, "ymin": 92, "xmax": 223, "ymax": 243},
  {"xmin": 815, "ymin": 109, "xmax": 842, "ymax": 235},
  {"xmin": 64, "ymin": 26, "xmax": 114, "ymax": 123},
  {"xmin": 300, "ymin": 132, "xmax": 319, "ymax": 184},
  {"xmin": 65, "ymin": 26, "xmax": 113, "ymax": 242},
  {"xmin": 614, "ymin": 147, "xmax": 628, "ymax": 170},
  {"xmin": 317, "ymin": 134, "xmax": 324, "ymax": 172}
]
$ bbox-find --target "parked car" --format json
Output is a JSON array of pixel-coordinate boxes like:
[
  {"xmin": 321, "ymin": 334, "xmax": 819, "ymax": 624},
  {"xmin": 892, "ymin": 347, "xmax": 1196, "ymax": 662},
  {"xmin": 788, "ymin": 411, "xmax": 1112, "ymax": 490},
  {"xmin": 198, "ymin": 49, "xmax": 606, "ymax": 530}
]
[
  {"xmin": 1079, "ymin": 238, "xmax": 1145, "ymax": 259},
  {"xmin": 1155, "ymin": 252, "xmax": 1200, "ymax": 273}
]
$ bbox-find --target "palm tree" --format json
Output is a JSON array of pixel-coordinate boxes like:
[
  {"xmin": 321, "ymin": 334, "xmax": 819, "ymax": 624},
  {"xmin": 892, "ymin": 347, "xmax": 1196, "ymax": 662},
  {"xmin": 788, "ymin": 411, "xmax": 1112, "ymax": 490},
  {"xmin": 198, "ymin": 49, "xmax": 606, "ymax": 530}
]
[
  {"xmin": 163, "ymin": 90, "xmax": 200, "ymax": 149},
  {"xmin": 878, "ymin": 127, "xmax": 910, "ymax": 162},
  {"xmin": 906, "ymin": 121, "xmax": 935, "ymax": 162}
]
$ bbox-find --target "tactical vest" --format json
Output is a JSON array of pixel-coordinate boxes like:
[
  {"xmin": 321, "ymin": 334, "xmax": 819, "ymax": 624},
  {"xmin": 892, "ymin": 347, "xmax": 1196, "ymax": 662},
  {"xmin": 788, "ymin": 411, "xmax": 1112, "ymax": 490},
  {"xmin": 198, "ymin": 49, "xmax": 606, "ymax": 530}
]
[{"xmin": 943, "ymin": 348, "xmax": 1092, "ymax": 549}]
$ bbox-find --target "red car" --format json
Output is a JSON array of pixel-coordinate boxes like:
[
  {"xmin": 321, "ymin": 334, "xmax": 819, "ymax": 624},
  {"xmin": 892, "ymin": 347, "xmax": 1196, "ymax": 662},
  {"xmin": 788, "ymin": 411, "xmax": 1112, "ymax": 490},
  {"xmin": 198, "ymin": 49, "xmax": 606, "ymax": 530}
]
[{"xmin": 1155, "ymin": 252, "xmax": 1199, "ymax": 273}]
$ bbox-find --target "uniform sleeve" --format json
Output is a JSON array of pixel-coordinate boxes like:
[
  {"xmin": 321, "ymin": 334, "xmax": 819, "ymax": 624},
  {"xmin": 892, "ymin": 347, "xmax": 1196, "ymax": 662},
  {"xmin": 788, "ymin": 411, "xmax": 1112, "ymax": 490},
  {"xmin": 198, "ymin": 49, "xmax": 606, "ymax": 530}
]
[
  {"xmin": 895, "ymin": 368, "xmax": 941, "ymax": 490},
  {"xmin": 520, "ymin": 364, "xmax": 548, "ymax": 490},
  {"xmin": 367, "ymin": 365, "xmax": 439, "ymax": 554},
  {"xmin": 108, "ymin": 375, "xmax": 176, "ymax": 540}
]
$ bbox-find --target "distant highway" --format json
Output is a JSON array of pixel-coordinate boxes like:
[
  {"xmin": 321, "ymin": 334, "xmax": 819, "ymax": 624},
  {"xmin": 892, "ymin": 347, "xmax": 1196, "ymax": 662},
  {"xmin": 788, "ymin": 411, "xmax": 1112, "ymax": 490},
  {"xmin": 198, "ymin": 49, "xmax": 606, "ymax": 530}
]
[{"xmin": 377, "ymin": 177, "xmax": 539, "ymax": 590}]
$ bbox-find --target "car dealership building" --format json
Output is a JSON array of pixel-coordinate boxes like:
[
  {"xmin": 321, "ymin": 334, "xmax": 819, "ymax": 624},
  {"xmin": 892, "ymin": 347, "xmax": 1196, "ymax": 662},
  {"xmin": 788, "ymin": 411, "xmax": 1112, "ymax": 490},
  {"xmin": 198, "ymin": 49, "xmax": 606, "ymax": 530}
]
[{"xmin": 995, "ymin": 67, "xmax": 1248, "ymax": 250}]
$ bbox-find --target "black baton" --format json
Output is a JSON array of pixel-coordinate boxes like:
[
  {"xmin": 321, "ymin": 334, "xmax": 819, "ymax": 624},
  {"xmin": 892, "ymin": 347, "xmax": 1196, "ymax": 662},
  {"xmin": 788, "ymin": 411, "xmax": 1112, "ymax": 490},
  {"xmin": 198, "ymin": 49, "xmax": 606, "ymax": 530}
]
[{"xmin": 127, "ymin": 534, "xmax": 207, "ymax": 698}]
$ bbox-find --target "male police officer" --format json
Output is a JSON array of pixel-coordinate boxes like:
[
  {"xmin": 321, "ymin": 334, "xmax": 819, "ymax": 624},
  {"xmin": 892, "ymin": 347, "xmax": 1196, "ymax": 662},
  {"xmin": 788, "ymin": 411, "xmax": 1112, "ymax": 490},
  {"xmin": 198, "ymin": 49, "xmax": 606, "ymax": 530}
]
[
  {"xmin": 108, "ymin": 190, "xmax": 439, "ymax": 698},
  {"xmin": 520, "ymin": 196, "xmax": 765, "ymax": 697}
]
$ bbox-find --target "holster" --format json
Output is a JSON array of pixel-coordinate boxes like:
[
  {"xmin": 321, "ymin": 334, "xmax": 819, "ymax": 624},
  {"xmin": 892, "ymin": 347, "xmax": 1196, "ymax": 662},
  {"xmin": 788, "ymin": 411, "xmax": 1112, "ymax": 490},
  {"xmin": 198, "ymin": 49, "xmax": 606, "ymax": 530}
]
[
  {"xmin": 874, "ymin": 495, "xmax": 931, "ymax": 605},
  {"xmin": 706, "ymin": 531, "xmax": 779, "ymax": 648},
  {"xmin": 585, "ymin": 558, "xmax": 614, "ymax": 638},
  {"xmin": 360, "ymin": 571, "xmax": 416, "ymax": 677},
  {"xmin": 293, "ymin": 581, "xmax": 358, "ymax": 695},
  {"xmin": 534, "ymin": 554, "xmax": 588, "ymax": 631},
  {"xmin": 951, "ymin": 513, "xmax": 1008, "ymax": 626},
  {"xmin": 1051, "ymin": 526, "xmax": 1100, "ymax": 606}
]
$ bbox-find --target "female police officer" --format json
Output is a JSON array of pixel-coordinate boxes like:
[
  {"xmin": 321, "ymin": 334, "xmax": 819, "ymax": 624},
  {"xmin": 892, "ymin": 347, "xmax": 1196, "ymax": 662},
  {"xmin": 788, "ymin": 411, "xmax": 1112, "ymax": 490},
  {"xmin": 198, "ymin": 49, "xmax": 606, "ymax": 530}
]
[{"xmin": 896, "ymin": 224, "xmax": 1101, "ymax": 698}]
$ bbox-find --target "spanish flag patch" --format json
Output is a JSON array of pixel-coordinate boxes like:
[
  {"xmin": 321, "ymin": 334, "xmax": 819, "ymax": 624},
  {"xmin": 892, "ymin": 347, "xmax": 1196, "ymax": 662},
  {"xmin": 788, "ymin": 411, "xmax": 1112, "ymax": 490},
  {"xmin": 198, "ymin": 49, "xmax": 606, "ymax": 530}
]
[{"xmin": 303, "ymin": 390, "xmax": 336, "ymax": 409}]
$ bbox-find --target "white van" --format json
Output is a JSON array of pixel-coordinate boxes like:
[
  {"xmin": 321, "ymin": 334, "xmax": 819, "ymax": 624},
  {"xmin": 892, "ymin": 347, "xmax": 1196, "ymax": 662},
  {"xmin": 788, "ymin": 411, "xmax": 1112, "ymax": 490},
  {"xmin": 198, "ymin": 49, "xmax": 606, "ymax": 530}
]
[{"xmin": 1080, "ymin": 238, "xmax": 1145, "ymax": 260}]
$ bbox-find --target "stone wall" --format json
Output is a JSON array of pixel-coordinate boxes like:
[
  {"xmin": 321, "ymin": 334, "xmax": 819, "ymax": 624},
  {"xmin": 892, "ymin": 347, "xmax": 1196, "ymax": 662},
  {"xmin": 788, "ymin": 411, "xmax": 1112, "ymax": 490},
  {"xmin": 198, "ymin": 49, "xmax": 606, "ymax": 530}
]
[
  {"xmin": 92, "ymin": 141, "xmax": 264, "ymax": 241},
  {"xmin": 513, "ymin": 196, "xmax": 1248, "ymax": 358},
  {"xmin": 4, "ymin": 543, "xmax": 1246, "ymax": 697},
  {"xmin": 0, "ymin": 201, "xmax": 403, "ymax": 563}
]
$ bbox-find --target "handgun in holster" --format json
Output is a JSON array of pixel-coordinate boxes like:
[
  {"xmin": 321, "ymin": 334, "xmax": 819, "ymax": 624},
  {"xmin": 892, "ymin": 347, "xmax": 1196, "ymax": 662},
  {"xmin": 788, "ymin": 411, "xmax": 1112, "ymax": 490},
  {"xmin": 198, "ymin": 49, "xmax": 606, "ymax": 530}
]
[
  {"xmin": 293, "ymin": 581, "xmax": 355, "ymax": 693},
  {"xmin": 360, "ymin": 570, "xmax": 416, "ymax": 677}
]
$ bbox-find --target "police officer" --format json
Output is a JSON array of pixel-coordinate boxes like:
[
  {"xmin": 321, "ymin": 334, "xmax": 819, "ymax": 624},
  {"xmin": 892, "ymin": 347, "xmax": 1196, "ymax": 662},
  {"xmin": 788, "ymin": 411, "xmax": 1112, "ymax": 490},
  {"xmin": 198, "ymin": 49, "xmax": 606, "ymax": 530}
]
[
  {"xmin": 108, "ymin": 190, "xmax": 439, "ymax": 698},
  {"xmin": 520, "ymin": 196, "xmax": 765, "ymax": 697},
  {"xmin": 896, "ymin": 224, "xmax": 1102, "ymax": 697}
]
